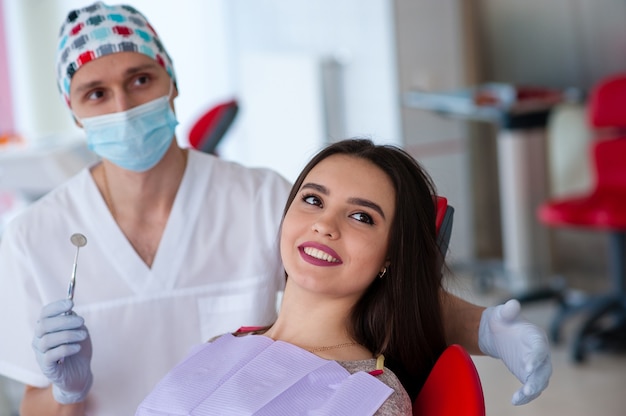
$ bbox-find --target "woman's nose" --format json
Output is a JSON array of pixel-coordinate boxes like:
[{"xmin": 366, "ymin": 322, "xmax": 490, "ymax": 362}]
[{"xmin": 312, "ymin": 215, "xmax": 339, "ymax": 239}]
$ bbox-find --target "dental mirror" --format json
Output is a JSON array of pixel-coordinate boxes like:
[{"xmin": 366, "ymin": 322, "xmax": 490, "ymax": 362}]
[{"xmin": 67, "ymin": 233, "xmax": 87, "ymax": 300}]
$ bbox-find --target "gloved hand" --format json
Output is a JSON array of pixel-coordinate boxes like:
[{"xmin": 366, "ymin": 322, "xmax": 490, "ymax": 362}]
[
  {"xmin": 478, "ymin": 299, "xmax": 552, "ymax": 406},
  {"xmin": 32, "ymin": 299, "xmax": 93, "ymax": 404}
]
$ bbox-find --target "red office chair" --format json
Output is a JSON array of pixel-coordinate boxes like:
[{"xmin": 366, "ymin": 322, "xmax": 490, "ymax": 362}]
[
  {"xmin": 537, "ymin": 73, "xmax": 626, "ymax": 362},
  {"xmin": 188, "ymin": 99, "xmax": 239, "ymax": 155},
  {"xmin": 412, "ymin": 344, "xmax": 486, "ymax": 416}
]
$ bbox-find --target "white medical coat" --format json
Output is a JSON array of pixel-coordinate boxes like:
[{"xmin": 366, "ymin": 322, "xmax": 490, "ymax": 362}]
[{"xmin": 0, "ymin": 150, "xmax": 291, "ymax": 415}]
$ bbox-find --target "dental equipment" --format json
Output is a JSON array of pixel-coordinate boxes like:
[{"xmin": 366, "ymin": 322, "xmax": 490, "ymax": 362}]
[
  {"xmin": 58, "ymin": 233, "xmax": 87, "ymax": 365},
  {"xmin": 67, "ymin": 233, "xmax": 87, "ymax": 300}
]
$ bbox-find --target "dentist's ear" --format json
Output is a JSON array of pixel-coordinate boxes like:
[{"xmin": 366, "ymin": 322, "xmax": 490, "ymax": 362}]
[
  {"xmin": 67, "ymin": 102, "xmax": 84, "ymax": 128},
  {"xmin": 72, "ymin": 112, "xmax": 84, "ymax": 129},
  {"xmin": 167, "ymin": 81, "xmax": 179, "ymax": 113}
]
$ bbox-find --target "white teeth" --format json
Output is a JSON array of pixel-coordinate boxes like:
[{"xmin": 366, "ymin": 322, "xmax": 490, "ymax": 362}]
[{"xmin": 303, "ymin": 247, "xmax": 339, "ymax": 263}]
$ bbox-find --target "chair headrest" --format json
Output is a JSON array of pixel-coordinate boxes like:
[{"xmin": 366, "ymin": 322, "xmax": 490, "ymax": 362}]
[
  {"xmin": 589, "ymin": 74, "xmax": 626, "ymax": 128},
  {"xmin": 188, "ymin": 99, "xmax": 239, "ymax": 153}
]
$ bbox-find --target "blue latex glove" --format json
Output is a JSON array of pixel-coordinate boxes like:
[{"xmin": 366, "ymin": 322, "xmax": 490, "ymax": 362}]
[
  {"xmin": 478, "ymin": 299, "xmax": 552, "ymax": 406},
  {"xmin": 32, "ymin": 299, "xmax": 93, "ymax": 404}
]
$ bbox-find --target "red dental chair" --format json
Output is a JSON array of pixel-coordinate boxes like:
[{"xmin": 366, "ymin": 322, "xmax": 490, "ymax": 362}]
[
  {"xmin": 413, "ymin": 344, "xmax": 485, "ymax": 416},
  {"xmin": 411, "ymin": 197, "xmax": 485, "ymax": 415},
  {"xmin": 435, "ymin": 196, "xmax": 454, "ymax": 273},
  {"xmin": 537, "ymin": 73, "xmax": 626, "ymax": 362}
]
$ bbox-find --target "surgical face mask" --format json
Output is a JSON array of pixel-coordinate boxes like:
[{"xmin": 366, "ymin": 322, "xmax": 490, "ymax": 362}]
[{"xmin": 76, "ymin": 85, "xmax": 179, "ymax": 172}]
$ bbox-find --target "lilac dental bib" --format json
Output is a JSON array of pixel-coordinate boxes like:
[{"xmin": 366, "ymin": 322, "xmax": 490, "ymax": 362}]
[{"xmin": 136, "ymin": 333, "xmax": 392, "ymax": 415}]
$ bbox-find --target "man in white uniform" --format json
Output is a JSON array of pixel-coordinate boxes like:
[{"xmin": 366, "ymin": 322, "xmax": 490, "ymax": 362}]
[{"xmin": 0, "ymin": 2, "xmax": 552, "ymax": 415}]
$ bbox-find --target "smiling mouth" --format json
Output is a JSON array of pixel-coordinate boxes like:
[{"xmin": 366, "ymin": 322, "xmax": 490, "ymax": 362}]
[{"xmin": 303, "ymin": 247, "xmax": 341, "ymax": 263}]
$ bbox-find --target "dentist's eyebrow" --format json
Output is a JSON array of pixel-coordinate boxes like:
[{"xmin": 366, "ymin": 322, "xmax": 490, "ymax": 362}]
[
  {"xmin": 73, "ymin": 80, "xmax": 104, "ymax": 95},
  {"xmin": 72, "ymin": 63, "xmax": 160, "ymax": 95}
]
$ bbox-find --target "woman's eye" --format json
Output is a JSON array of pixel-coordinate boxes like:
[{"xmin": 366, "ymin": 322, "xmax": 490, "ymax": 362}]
[
  {"xmin": 303, "ymin": 194, "xmax": 322, "ymax": 207},
  {"xmin": 350, "ymin": 212, "xmax": 374, "ymax": 225}
]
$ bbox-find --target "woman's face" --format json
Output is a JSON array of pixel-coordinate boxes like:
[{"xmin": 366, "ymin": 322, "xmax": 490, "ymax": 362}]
[{"xmin": 280, "ymin": 154, "xmax": 396, "ymax": 301}]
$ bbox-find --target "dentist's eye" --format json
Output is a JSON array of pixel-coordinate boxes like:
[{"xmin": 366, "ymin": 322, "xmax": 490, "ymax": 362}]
[
  {"xmin": 134, "ymin": 75, "xmax": 150, "ymax": 86},
  {"xmin": 303, "ymin": 194, "xmax": 322, "ymax": 207},
  {"xmin": 350, "ymin": 212, "xmax": 374, "ymax": 225},
  {"xmin": 86, "ymin": 90, "xmax": 105, "ymax": 101}
]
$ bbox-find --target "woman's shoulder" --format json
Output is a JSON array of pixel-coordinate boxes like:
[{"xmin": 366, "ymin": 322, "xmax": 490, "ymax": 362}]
[
  {"xmin": 337, "ymin": 358, "xmax": 404, "ymax": 388},
  {"xmin": 337, "ymin": 359, "xmax": 413, "ymax": 416}
]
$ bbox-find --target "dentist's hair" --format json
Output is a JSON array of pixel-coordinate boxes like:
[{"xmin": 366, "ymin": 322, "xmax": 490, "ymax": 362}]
[{"xmin": 282, "ymin": 138, "xmax": 447, "ymax": 399}]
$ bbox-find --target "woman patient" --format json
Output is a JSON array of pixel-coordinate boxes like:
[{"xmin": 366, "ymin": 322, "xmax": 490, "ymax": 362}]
[{"xmin": 136, "ymin": 139, "xmax": 448, "ymax": 415}]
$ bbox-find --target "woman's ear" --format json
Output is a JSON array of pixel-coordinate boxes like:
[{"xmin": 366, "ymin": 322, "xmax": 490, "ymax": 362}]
[
  {"xmin": 378, "ymin": 260, "xmax": 391, "ymax": 279},
  {"xmin": 381, "ymin": 259, "xmax": 390, "ymax": 272}
]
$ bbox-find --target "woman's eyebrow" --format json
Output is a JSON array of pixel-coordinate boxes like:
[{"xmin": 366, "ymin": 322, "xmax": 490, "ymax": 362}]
[
  {"xmin": 348, "ymin": 197, "xmax": 386, "ymax": 219},
  {"xmin": 302, "ymin": 182, "xmax": 386, "ymax": 219},
  {"xmin": 301, "ymin": 182, "xmax": 328, "ymax": 194}
]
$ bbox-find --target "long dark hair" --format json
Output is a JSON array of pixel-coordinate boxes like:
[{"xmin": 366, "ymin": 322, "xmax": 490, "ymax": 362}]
[{"xmin": 282, "ymin": 138, "xmax": 447, "ymax": 399}]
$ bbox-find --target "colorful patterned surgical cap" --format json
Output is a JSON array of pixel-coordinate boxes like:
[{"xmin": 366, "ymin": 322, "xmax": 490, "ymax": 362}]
[{"xmin": 55, "ymin": 1, "xmax": 176, "ymax": 107}]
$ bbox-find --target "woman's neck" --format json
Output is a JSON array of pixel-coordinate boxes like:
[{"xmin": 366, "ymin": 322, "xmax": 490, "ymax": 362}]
[{"xmin": 265, "ymin": 284, "xmax": 373, "ymax": 360}]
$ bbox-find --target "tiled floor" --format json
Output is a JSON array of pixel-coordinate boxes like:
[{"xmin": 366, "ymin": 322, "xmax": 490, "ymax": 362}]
[{"xmin": 450, "ymin": 270, "xmax": 626, "ymax": 416}]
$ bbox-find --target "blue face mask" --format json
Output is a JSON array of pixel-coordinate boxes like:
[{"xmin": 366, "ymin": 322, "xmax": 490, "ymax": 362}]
[{"xmin": 77, "ymin": 89, "xmax": 179, "ymax": 172}]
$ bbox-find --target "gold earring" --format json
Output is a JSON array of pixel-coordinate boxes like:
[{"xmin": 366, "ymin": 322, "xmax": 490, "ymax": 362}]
[{"xmin": 378, "ymin": 267, "xmax": 387, "ymax": 279}]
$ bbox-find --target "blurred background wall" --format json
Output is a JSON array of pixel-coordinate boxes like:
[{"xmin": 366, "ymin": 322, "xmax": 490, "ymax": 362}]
[{"xmin": 1, "ymin": 0, "xmax": 625, "ymax": 292}]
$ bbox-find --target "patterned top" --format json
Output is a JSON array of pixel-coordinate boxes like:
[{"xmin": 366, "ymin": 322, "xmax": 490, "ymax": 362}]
[{"xmin": 339, "ymin": 359, "xmax": 412, "ymax": 415}]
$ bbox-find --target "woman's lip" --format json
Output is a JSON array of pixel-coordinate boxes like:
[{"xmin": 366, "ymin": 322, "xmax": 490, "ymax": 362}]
[{"xmin": 298, "ymin": 242, "xmax": 343, "ymax": 266}]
